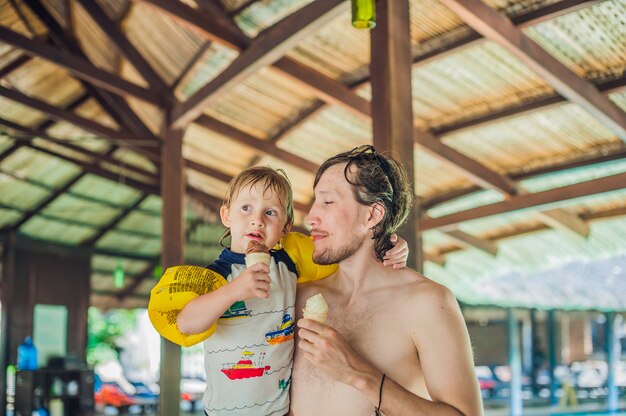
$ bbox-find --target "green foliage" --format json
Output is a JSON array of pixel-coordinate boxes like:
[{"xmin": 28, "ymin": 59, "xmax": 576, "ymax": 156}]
[{"xmin": 87, "ymin": 307, "xmax": 137, "ymax": 366}]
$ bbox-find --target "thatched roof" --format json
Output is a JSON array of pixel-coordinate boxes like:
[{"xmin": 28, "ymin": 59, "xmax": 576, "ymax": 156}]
[{"xmin": 1, "ymin": 0, "xmax": 625, "ymax": 310}]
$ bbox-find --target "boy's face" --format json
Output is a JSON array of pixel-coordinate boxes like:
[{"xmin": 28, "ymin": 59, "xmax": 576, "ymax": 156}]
[{"xmin": 220, "ymin": 181, "xmax": 290, "ymax": 254}]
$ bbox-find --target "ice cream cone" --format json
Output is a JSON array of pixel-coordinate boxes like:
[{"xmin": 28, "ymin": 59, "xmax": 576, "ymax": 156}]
[
  {"xmin": 302, "ymin": 293, "xmax": 329, "ymax": 323},
  {"xmin": 245, "ymin": 252, "xmax": 270, "ymax": 268}
]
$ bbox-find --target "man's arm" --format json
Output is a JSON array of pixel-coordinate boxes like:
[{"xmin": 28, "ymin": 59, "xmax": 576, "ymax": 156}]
[{"xmin": 296, "ymin": 284, "xmax": 483, "ymax": 416}]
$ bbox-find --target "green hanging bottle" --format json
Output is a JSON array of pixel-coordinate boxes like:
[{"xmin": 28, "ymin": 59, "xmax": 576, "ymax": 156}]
[{"xmin": 352, "ymin": 0, "xmax": 376, "ymax": 29}]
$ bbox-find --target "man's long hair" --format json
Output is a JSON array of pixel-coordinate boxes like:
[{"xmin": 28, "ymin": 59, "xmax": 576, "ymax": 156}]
[{"xmin": 313, "ymin": 145, "xmax": 414, "ymax": 261}]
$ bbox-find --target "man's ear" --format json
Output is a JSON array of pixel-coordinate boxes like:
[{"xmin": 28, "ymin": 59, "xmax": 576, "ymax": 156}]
[
  {"xmin": 219, "ymin": 205, "xmax": 231, "ymax": 228},
  {"xmin": 367, "ymin": 203, "xmax": 385, "ymax": 229}
]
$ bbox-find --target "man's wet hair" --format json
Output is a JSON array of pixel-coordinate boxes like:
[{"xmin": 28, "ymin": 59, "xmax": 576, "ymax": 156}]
[{"xmin": 314, "ymin": 145, "xmax": 414, "ymax": 261}]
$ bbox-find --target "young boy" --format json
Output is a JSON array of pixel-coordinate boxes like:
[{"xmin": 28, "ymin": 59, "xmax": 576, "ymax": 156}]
[{"xmin": 148, "ymin": 166, "xmax": 408, "ymax": 416}]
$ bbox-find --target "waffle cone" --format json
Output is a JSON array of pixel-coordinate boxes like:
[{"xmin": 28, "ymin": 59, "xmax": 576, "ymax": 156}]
[{"xmin": 245, "ymin": 252, "xmax": 270, "ymax": 268}]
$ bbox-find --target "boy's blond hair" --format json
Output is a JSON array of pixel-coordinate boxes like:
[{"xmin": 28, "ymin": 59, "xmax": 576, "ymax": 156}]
[{"xmin": 220, "ymin": 166, "xmax": 294, "ymax": 247}]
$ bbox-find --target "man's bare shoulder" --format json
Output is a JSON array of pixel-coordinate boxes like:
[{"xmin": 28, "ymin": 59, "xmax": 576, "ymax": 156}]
[{"xmin": 390, "ymin": 269, "xmax": 458, "ymax": 314}]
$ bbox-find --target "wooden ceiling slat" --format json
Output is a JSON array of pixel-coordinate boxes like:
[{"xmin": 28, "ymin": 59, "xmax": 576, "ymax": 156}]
[
  {"xmin": 420, "ymin": 171, "xmax": 626, "ymax": 231},
  {"xmin": 77, "ymin": 0, "xmax": 169, "ymax": 95},
  {"xmin": 536, "ymin": 208, "xmax": 590, "ymax": 238},
  {"xmin": 439, "ymin": 0, "xmax": 626, "ymax": 143},
  {"xmin": 0, "ymin": 26, "xmax": 162, "ymax": 106},
  {"xmin": 171, "ymin": 0, "xmax": 347, "ymax": 128}
]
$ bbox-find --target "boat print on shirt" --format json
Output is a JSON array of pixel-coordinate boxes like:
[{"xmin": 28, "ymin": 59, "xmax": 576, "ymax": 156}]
[
  {"xmin": 221, "ymin": 351, "xmax": 270, "ymax": 380},
  {"xmin": 265, "ymin": 313, "xmax": 294, "ymax": 345},
  {"xmin": 220, "ymin": 300, "xmax": 251, "ymax": 319}
]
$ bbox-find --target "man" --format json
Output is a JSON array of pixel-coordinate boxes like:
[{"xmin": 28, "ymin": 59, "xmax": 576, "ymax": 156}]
[{"xmin": 290, "ymin": 145, "xmax": 483, "ymax": 415}]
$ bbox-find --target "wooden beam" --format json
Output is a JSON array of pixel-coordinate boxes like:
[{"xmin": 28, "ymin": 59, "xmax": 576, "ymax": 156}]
[
  {"xmin": 0, "ymin": 54, "xmax": 32, "ymax": 79},
  {"xmin": 76, "ymin": 0, "xmax": 169, "ymax": 95},
  {"xmin": 443, "ymin": 228, "xmax": 498, "ymax": 255},
  {"xmin": 536, "ymin": 208, "xmax": 590, "ymax": 237},
  {"xmin": 0, "ymin": 86, "xmax": 133, "ymax": 140},
  {"xmin": 195, "ymin": 115, "xmax": 319, "ymax": 173},
  {"xmin": 420, "ymin": 171, "xmax": 626, "ymax": 231},
  {"xmin": 0, "ymin": 26, "xmax": 162, "ymax": 106},
  {"xmin": 371, "ymin": 0, "xmax": 419, "ymax": 270},
  {"xmin": 0, "ymin": 143, "xmax": 23, "ymax": 163},
  {"xmin": 170, "ymin": 42, "xmax": 211, "ymax": 91},
  {"xmin": 160, "ymin": 125, "xmax": 184, "ymax": 416},
  {"xmin": 414, "ymin": 129, "xmax": 519, "ymax": 195},
  {"xmin": 171, "ymin": 0, "xmax": 347, "ymax": 127},
  {"xmin": 438, "ymin": 0, "xmax": 626, "ymax": 143}
]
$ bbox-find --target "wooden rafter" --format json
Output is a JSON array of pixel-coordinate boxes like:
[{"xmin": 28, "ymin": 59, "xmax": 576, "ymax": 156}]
[
  {"xmin": 443, "ymin": 228, "xmax": 498, "ymax": 256},
  {"xmin": 196, "ymin": 115, "xmax": 319, "ymax": 173},
  {"xmin": 439, "ymin": 0, "xmax": 626, "ymax": 143},
  {"xmin": 414, "ymin": 130, "xmax": 519, "ymax": 195},
  {"xmin": 171, "ymin": 0, "xmax": 347, "ymax": 127},
  {"xmin": 535, "ymin": 208, "xmax": 590, "ymax": 238},
  {"xmin": 144, "ymin": 0, "xmax": 368, "ymax": 119},
  {"xmin": 7, "ymin": 147, "xmax": 118, "ymax": 231},
  {"xmin": 0, "ymin": 86, "xmax": 134, "ymax": 139},
  {"xmin": 81, "ymin": 194, "xmax": 151, "ymax": 246},
  {"xmin": 420, "ymin": 171, "xmax": 626, "ymax": 231},
  {"xmin": 0, "ymin": 26, "xmax": 162, "ymax": 106},
  {"xmin": 435, "ymin": 74, "xmax": 626, "ymax": 136},
  {"xmin": 170, "ymin": 42, "xmax": 212, "ymax": 91},
  {"xmin": 0, "ymin": 55, "xmax": 32, "ymax": 79},
  {"xmin": 76, "ymin": 0, "xmax": 169, "ymax": 95}
]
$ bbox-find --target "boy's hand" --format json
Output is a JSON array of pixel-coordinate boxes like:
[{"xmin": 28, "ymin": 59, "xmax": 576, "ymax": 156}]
[
  {"xmin": 383, "ymin": 233, "xmax": 409, "ymax": 269},
  {"xmin": 230, "ymin": 263, "xmax": 271, "ymax": 299}
]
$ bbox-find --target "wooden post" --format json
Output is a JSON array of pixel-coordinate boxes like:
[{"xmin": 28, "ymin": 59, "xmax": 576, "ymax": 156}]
[
  {"xmin": 159, "ymin": 127, "xmax": 185, "ymax": 416},
  {"xmin": 370, "ymin": 0, "xmax": 420, "ymax": 271},
  {"xmin": 508, "ymin": 308, "xmax": 523, "ymax": 416}
]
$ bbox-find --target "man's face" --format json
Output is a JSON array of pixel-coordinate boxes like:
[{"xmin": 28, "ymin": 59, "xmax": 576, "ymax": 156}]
[
  {"xmin": 220, "ymin": 182, "xmax": 289, "ymax": 253},
  {"xmin": 307, "ymin": 163, "xmax": 372, "ymax": 265}
]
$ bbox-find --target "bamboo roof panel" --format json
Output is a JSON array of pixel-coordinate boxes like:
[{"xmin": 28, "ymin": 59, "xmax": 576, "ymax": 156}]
[
  {"xmin": 184, "ymin": 123, "xmax": 257, "ymax": 177},
  {"xmin": 111, "ymin": 147, "xmax": 158, "ymax": 175},
  {"xmin": 0, "ymin": 96, "xmax": 49, "ymax": 127},
  {"xmin": 0, "ymin": 144, "xmax": 80, "ymax": 187},
  {"xmin": 0, "ymin": 206, "xmax": 21, "ymax": 228},
  {"xmin": 100, "ymin": 161, "xmax": 158, "ymax": 186},
  {"xmin": 45, "ymin": 123, "xmax": 108, "ymax": 153},
  {"xmin": 277, "ymin": 104, "xmax": 371, "ymax": 165},
  {"xmin": 30, "ymin": 137, "xmax": 94, "ymax": 164},
  {"xmin": 186, "ymin": 243, "xmax": 224, "ymax": 266},
  {"xmin": 139, "ymin": 195, "xmax": 162, "ymax": 213},
  {"xmin": 186, "ymin": 169, "xmax": 230, "ymax": 200},
  {"xmin": 117, "ymin": 211, "xmax": 162, "ymax": 237},
  {"xmin": 187, "ymin": 222, "xmax": 224, "ymax": 245},
  {"xmin": 428, "ymin": 189, "xmax": 505, "ymax": 218},
  {"xmin": 610, "ymin": 89, "xmax": 626, "ymax": 111},
  {"xmin": 441, "ymin": 102, "xmax": 623, "ymax": 174},
  {"xmin": 70, "ymin": 174, "xmax": 141, "ymax": 206},
  {"xmin": 253, "ymin": 154, "xmax": 314, "ymax": 208},
  {"xmin": 92, "ymin": 254, "xmax": 151, "ymax": 278},
  {"xmin": 520, "ymin": 159, "xmax": 626, "ymax": 193},
  {"xmin": 414, "ymin": 149, "xmax": 475, "ymax": 199},
  {"xmin": 235, "ymin": 0, "xmax": 315, "ymax": 38},
  {"xmin": 1, "ymin": 0, "xmax": 47, "ymax": 36},
  {"xmin": 73, "ymin": 98, "xmax": 119, "ymax": 130},
  {"xmin": 5, "ymin": 58, "xmax": 84, "ymax": 107},
  {"xmin": 0, "ymin": 49, "xmax": 24, "ymax": 71},
  {"xmin": 176, "ymin": 42, "xmax": 238, "ymax": 99},
  {"xmin": 457, "ymin": 210, "xmax": 545, "ymax": 239},
  {"xmin": 124, "ymin": 2, "xmax": 207, "ymax": 85},
  {"xmin": 95, "ymin": 230, "xmax": 160, "ymax": 257},
  {"xmin": 72, "ymin": 2, "xmax": 123, "ymax": 77},
  {"xmin": 287, "ymin": 8, "xmax": 369, "ymax": 83},
  {"xmin": 204, "ymin": 67, "xmax": 318, "ymax": 140},
  {"xmin": 42, "ymin": 194, "xmax": 121, "ymax": 227},
  {"xmin": 220, "ymin": 0, "xmax": 249, "ymax": 12},
  {"xmin": 0, "ymin": 172, "xmax": 50, "ymax": 210},
  {"xmin": 0, "ymin": 134, "xmax": 13, "ymax": 152},
  {"xmin": 41, "ymin": 0, "xmax": 69, "ymax": 31},
  {"xmin": 21, "ymin": 215, "xmax": 96, "ymax": 245},
  {"xmin": 412, "ymin": 41, "xmax": 554, "ymax": 130},
  {"xmin": 525, "ymin": 1, "xmax": 626, "ymax": 82}
]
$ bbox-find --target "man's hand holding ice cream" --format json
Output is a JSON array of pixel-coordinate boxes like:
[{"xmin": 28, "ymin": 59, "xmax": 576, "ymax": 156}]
[{"xmin": 230, "ymin": 241, "xmax": 272, "ymax": 299}]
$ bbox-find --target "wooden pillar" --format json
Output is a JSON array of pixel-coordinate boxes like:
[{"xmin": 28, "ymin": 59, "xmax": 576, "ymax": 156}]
[
  {"xmin": 159, "ymin": 127, "xmax": 185, "ymax": 416},
  {"xmin": 547, "ymin": 310, "xmax": 558, "ymax": 406},
  {"xmin": 605, "ymin": 312, "xmax": 618, "ymax": 411},
  {"xmin": 370, "ymin": 0, "xmax": 420, "ymax": 271},
  {"xmin": 507, "ymin": 308, "xmax": 523, "ymax": 416}
]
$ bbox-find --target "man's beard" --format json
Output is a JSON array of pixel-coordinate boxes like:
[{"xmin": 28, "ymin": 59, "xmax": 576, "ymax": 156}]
[{"xmin": 313, "ymin": 235, "xmax": 364, "ymax": 265}]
